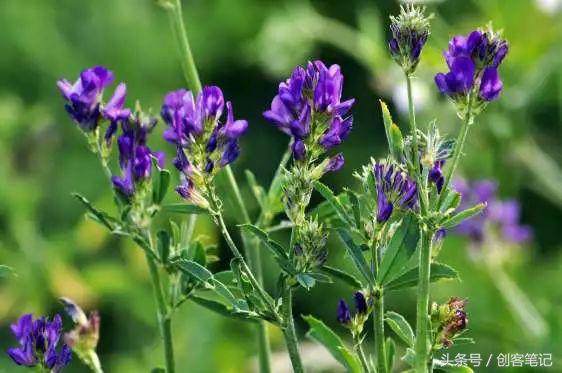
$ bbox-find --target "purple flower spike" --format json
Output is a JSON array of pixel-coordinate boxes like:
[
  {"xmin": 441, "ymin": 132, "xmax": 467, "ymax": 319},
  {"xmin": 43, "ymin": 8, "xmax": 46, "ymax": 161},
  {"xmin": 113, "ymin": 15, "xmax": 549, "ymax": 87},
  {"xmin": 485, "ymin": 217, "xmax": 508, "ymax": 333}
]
[
  {"xmin": 57, "ymin": 66, "xmax": 114, "ymax": 131},
  {"xmin": 435, "ymin": 28, "xmax": 508, "ymax": 106},
  {"xmin": 264, "ymin": 60, "xmax": 354, "ymax": 162},
  {"xmin": 374, "ymin": 162, "xmax": 417, "ymax": 223},
  {"xmin": 7, "ymin": 314, "xmax": 71, "ymax": 371},
  {"xmin": 337, "ymin": 300, "xmax": 352, "ymax": 324}
]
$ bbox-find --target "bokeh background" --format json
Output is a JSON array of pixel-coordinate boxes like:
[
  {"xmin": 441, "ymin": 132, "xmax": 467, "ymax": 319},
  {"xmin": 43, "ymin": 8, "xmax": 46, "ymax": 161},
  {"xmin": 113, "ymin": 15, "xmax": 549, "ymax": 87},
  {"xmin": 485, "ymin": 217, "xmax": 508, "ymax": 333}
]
[{"xmin": 0, "ymin": 0, "xmax": 561, "ymax": 372}]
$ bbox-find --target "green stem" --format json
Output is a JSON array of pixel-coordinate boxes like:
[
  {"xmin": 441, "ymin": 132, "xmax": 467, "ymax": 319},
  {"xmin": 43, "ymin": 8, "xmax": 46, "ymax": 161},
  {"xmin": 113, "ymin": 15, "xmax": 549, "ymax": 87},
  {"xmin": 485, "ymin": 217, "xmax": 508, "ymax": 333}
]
[
  {"xmin": 144, "ymin": 233, "xmax": 175, "ymax": 373},
  {"xmin": 405, "ymin": 73, "xmax": 428, "ymax": 214},
  {"xmin": 437, "ymin": 96, "xmax": 474, "ymax": 208},
  {"xmin": 414, "ymin": 229, "xmax": 433, "ymax": 373},
  {"xmin": 281, "ymin": 284, "xmax": 304, "ymax": 373},
  {"xmin": 373, "ymin": 292, "xmax": 386, "ymax": 373},
  {"xmin": 166, "ymin": 0, "xmax": 202, "ymax": 94},
  {"xmin": 354, "ymin": 337, "xmax": 371, "ymax": 373}
]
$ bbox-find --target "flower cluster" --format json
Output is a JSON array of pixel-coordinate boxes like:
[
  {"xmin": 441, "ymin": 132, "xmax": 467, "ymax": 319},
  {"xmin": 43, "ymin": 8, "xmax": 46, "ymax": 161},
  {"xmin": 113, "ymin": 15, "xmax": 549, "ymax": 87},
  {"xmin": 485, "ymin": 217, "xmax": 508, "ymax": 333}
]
[
  {"xmin": 7, "ymin": 314, "xmax": 72, "ymax": 372},
  {"xmin": 161, "ymin": 86, "xmax": 248, "ymax": 205},
  {"xmin": 374, "ymin": 161, "xmax": 417, "ymax": 223},
  {"xmin": 431, "ymin": 297, "xmax": 468, "ymax": 349},
  {"xmin": 58, "ymin": 66, "xmax": 130, "ymax": 134},
  {"xmin": 263, "ymin": 60, "xmax": 354, "ymax": 167},
  {"xmin": 388, "ymin": 5, "xmax": 431, "ymax": 75},
  {"xmin": 112, "ymin": 110, "xmax": 165, "ymax": 197},
  {"xmin": 337, "ymin": 291, "xmax": 370, "ymax": 338},
  {"xmin": 453, "ymin": 179, "xmax": 532, "ymax": 245},
  {"xmin": 435, "ymin": 26, "xmax": 508, "ymax": 106}
]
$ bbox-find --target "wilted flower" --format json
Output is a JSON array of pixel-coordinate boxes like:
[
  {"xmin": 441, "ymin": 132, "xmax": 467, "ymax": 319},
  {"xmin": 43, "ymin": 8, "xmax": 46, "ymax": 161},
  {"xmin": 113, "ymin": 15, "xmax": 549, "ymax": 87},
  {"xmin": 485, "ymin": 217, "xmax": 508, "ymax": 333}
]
[
  {"xmin": 373, "ymin": 161, "xmax": 417, "ymax": 223},
  {"xmin": 388, "ymin": 5, "xmax": 431, "ymax": 75},
  {"xmin": 60, "ymin": 298, "xmax": 102, "ymax": 372},
  {"xmin": 161, "ymin": 86, "xmax": 248, "ymax": 204},
  {"xmin": 7, "ymin": 313, "xmax": 72, "ymax": 372},
  {"xmin": 263, "ymin": 60, "xmax": 354, "ymax": 165},
  {"xmin": 435, "ymin": 26, "xmax": 508, "ymax": 107},
  {"xmin": 58, "ymin": 66, "xmax": 127, "ymax": 133},
  {"xmin": 431, "ymin": 297, "xmax": 468, "ymax": 349},
  {"xmin": 453, "ymin": 178, "xmax": 532, "ymax": 245},
  {"xmin": 112, "ymin": 109, "xmax": 164, "ymax": 197}
]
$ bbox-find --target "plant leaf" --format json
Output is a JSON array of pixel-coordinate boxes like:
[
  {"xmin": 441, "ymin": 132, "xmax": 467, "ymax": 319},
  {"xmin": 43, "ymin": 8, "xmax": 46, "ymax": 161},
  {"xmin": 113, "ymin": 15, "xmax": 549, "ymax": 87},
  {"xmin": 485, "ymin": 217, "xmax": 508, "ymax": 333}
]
[
  {"xmin": 337, "ymin": 229, "xmax": 373, "ymax": 286},
  {"xmin": 386, "ymin": 337, "xmax": 396, "ymax": 373},
  {"xmin": 385, "ymin": 262, "xmax": 459, "ymax": 292},
  {"xmin": 441, "ymin": 203, "xmax": 486, "ymax": 229},
  {"xmin": 385, "ymin": 311, "xmax": 415, "ymax": 347},
  {"xmin": 174, "ymin": 259, "xmax": 213, "ymax": 282},
  {"xmin": 163, "ymin": 203, "xmax": 208, "ymax": 215},
  {"xmin": 191, "ymin": 296, "xmax": 258, "ymax": 322},
  {"xmin": 320, "ymin": 266, "xmax": 363, "ymax": 288},
  {"xmin": 239, "ymin": 224, "xmax": 288, "ymax": 259},
  {"xmin": 73, "ymin": 193, "xmax": 118, "ymax": 231},
  {"xmin": 303, "ymin": 315, "xmax": 362, "ymax": 373},
  {"xmin": 151, "ymin": 157, "xmax": 171, "ymax": 205},
  {"xmin": 314, "ymin": 181, "xmax": 353, "ymax": 226},
  {"xmin": 378, "ymin": 214, "xmax": 420, "ymax": 285},
  {"xmin": 296, "ymin": 273, "xmax": 316, "ymax": 290},
  {"xmin": 156, "ymin": 230, "xmax": 170, "ymax": 264},
  {"xmin": 245, "ymin": 170, "xmax": 267, "ymax": 210}
]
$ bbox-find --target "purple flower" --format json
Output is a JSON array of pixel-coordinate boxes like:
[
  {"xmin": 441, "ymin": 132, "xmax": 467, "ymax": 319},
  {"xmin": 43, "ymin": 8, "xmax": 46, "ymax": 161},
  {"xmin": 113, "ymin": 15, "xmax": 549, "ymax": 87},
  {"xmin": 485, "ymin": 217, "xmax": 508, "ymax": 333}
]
[
  {"xmin": 337, "ymin": 300, "xmax": 352, "ymax": 324},
  {"xmin": 7, "ymin": 314, "xmax": 72, "ymax": 371},
  {"xmin": 325, "ymin": 153, "xmax": 345, "ymax": 173},
  {"xmin": 429, "ymin": 160, "xmax": 445, "ymax": 193},
  {"xmin": 160, "ymin": 86, "xmax": 248, "ymax": 202},
  {"xmin": 453, "ymin": 178, "xmax": 532, "ymax": 245},
  {"xmin": 57, "ymin": 66, "xmax": 115, "ymax": 132},
  {"xmin": 435, "ymin": 29, "xmax": 508, "ymax": 103},
  {"xmin": 354, "ymin": 292, "xmax": 368, "ymax": 315},
  {"xmin": 373, "ymin": 162, "xmax": 417, "ymax": 223},
  {"xmin": 263, "ymin": 60, "xmax": 354, "ymax": 162},
  {"xmin": 112, "ymin": 112, "xmax": 163, "ymax": 197},
  {"xmin": 388, "ymin": 5, "xmax": 431, "ymax": 74}
]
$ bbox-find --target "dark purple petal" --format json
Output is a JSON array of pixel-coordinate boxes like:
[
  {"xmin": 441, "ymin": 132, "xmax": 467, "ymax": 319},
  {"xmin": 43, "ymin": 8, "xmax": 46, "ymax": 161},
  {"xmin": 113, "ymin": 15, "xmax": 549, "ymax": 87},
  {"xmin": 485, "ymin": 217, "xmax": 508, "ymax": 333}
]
[
  {"xmin": 354, "ymin": 292, "xmax": 368, "ymax": 315},
  {"xmin": 291, "ymin": 139, "xmax": 306, "ymax": 160},
  {"xmin": 336, "ymin": 300, "xmax": 352, "ymax": 324},
  {"xmin": 479, "ymin": 67, "xmax": 503, "ymax": 101},
  {"xmin": 223, "ymin": 101, "xmax": 248, "ymax": 139},
  {"xmin": 102, "ymin": 82, "xmax": 131, "ymax": 122},
  {"xmin": 198, "ymin": 86, "xmax": 224, "ymax": 121}
]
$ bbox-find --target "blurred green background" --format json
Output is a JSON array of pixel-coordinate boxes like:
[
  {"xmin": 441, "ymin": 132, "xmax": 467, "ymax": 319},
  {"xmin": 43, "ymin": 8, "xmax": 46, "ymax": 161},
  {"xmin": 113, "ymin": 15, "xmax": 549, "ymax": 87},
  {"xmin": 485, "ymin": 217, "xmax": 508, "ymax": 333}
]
[{"xmin": 0, "ymin": 0, "xmax": 561, "ymax": 372}]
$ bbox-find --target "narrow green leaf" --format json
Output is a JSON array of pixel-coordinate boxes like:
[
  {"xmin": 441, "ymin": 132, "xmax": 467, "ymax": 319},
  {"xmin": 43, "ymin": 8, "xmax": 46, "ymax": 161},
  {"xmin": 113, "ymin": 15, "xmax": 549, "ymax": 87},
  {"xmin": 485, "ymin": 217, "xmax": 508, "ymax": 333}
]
[
  {"xmin": 305, "ymin": 272, "xmax": 333, "ymax": 284},
  {"xmin": 320, "ymin": 266, "xmax": 363, "ymax": 288},
  {"xmin": 156, "ymin": 230, "xmax": 170, "ymax": 264},
  {"xmin": 303, "ymin": 315, "xmax": 362, "ymax": 373},
  {"xmin": 346, "ymin": 190, "xmax": 362, "ymax": 229},
  {"xmin": 239, "ymin": 224, "xmax": 288, "ymax": 259},
  {"xmin": 152, "ymin": 168, "xmax": 171, "ymax": 205},
  {"xmin": 378, "ymin": 214, "xmax": 420, "ymax": 284},
  {"xmin": 73, "ymin": 193, "xmax": 117, "ymax": 230},
  {"xmin": 174, "ymin": 259, "xmax": 213, "ymax": 282},
  {"xmin": 191, "ymin": 296, "xmax": 258, "ymax": 323},
  {"xmin": 401, "ymin": 348, "xmax": 416, "ymax": 367},
  {"xmin": 385, "ymin": 262, "xmax": 459, "ymax": 291},
  {"xmin": 441, "ymin": 203, "xmax": 486, "ymax": 229},
  {"xmin": 380, "ymin": 100, "xmax": 404, "ymax": 161},
  {"xmin": 337, "ymin": 229, "xmax": 373, "ymax": 286},
  {"xmin": 439, "ymin": 190, "xmax": 461, "ymax": 213},
  {"xmin": 245, "ymin": 170, "xmax": 267, "ymax": 210},
  {"xmin": 385, "ymin": 311, "xmax": 415, "ymax": 347},
  {"xmin": 314, "ymin": 181, "xmax": 353, "ymax": 226},
  {"xmin": 163, "ymin": 203, "xmax": 208, "ymax": 215},
  {"xmin": 296, "ymin": 273, "xmax": 316, "ymax": 290}
]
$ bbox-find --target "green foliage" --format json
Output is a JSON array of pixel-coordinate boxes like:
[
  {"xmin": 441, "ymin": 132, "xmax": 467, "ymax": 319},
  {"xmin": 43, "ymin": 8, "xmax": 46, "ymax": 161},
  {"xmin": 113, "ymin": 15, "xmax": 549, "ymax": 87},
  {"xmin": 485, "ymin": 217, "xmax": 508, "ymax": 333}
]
[{"xmin": 385, "ymin": 311, "xmax": 415, "ymax": 347}]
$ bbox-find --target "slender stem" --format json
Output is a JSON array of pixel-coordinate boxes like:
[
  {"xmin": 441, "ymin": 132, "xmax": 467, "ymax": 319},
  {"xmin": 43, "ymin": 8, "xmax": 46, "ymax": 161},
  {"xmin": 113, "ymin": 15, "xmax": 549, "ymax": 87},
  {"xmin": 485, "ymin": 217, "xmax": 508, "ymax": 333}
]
[
  {"xmin": 167, "ymin": 0, "xmax": 202, "ymax": 94},
  {"xmin": 437, "ymin": 96, "xmax": 475, "ymax": 208},
  {"xmin": 144, "ymin": 235, "xmax": 175, "ymax": 373},
  {"xmin": 414, "ymin": 229, "xmax": 433, "ymax": 373},
  {"xmin": 354, "ymin": 338, "xmax": 371, "ymax": 373},
  {"xmin": 373, "ymin": 292, "xmax": 386, "ymax": 373},
  {"xmin": 405, "ymin": 73, "xmax": 428, "ymax": 214},
  {"xmin": 281, "ymin": 284, "xmax": 304, "ymax": 373}
]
